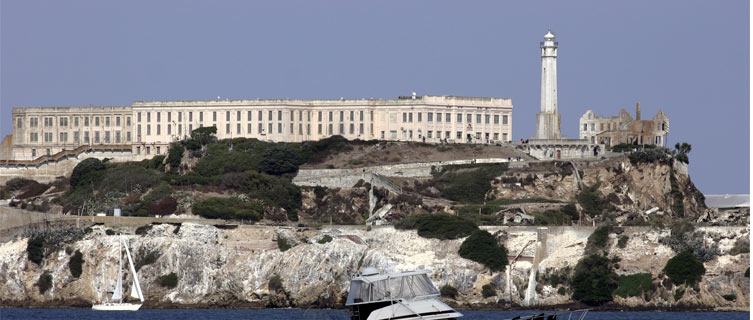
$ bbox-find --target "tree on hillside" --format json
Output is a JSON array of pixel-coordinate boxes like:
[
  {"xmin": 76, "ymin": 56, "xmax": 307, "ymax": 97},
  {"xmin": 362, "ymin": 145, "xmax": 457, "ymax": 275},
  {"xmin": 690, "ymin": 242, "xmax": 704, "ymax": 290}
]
[
  {"xmin": 664, "ymin": 249, "xmax": 705, "ymax": 286},
  {"xmin": 259, "ymin": 145, "xmax": 300, "ymax": 175},
  {"xmin": 576, "ymin": 181, "xmax": 604, "ymax": 217},
  {"xmin": 571, "ymin": 254, "xmax": 619, "ymax": 305},
  {"xmin": 166, "ymin": 141, "xmax": 184, "ymax": 169},
  {"xmin": 70, "ymin": 158, "xmax": 105, "ymax": 187},
  {"xmin": 673, "ymin": 142, "xmax": 692, "ymax": 164},
  {"xmin": 190, "ymin": 126, "xmax": 218, "ymax": 146},
  {"xmin": 458, "ymin": 230, "xmax": 508, "ymax": 271}
]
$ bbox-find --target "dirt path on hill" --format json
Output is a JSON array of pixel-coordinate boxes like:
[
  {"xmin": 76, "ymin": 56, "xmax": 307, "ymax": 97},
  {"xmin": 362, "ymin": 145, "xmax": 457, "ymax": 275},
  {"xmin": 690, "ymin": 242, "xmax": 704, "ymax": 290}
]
[{"xmin": 302, "ymin": 142, "xmax": 533, "ymax": 169}]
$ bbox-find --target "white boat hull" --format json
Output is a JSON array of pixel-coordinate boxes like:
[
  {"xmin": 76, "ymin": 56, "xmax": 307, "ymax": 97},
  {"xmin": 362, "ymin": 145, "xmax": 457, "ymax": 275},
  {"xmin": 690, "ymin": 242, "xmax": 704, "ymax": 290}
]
[
  {"xmin": 91, "ymin": 303, "xmax": 142, "ymax": 311},
  {"xmin": 367, "ymin": 299, "xmax": 462, "ymax": 320}
]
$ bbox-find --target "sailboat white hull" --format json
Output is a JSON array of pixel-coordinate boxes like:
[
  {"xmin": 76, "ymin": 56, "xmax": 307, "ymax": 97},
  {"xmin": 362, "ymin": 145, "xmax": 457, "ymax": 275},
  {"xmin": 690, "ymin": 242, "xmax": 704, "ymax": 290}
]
[{"xmin": 92, "ymin": 303, "xmax": 142, "ymax": 311}]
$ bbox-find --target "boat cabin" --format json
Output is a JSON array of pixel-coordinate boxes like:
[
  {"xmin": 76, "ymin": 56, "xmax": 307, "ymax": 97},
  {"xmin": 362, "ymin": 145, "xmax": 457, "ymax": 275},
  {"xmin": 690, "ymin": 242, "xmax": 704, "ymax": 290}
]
[{"xmin": 346, "ymin": 268, "xmax": 440, "ymax": 305}]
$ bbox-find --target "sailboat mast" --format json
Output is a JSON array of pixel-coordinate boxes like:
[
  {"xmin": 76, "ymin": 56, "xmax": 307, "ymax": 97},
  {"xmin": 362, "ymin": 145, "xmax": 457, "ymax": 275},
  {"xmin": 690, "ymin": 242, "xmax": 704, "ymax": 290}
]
[{"xmin": 118, "ymin": 236, "xmax": 123, "ymax": 303}]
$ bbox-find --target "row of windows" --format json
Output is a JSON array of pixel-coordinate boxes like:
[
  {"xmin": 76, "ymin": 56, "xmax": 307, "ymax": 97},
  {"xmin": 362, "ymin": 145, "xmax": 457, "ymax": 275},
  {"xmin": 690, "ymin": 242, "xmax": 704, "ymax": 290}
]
[
  {"xmin": 29, "ymin": 131, "xmax": 131, "ymax": 144},
  {"xmin": 401, "ymin": 112, "xmax": 509, "ymax": 125},
  {"xmin": 17, "ymin": 116, "xmax": 131, "ymax": 128},
  {"xmin": 583, "ymin": 122, "xmax": 615, "ymax": 132},
  {"xmin": 134, "ymin": 121, "xmax": 378, "ymax": 138},
  {"xmin": 135, "ymin": 146, "xmax": 162, "ymax": 155},
  {"xmin": 136, "ymin": 110, "xmax": 375, "ymax": 124},
  {"xmin": 380, "ymin": 130, "xmax": 509, "ymax": 142}
]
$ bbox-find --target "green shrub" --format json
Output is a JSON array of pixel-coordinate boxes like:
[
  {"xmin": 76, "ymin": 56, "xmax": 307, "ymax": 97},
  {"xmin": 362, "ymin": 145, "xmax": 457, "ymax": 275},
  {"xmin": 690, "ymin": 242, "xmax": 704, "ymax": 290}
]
[
  {"xmin": 37, "ymin": 271, "xmax": 53, "ymax": 294},
  {"xmin": 300, "ymin": 135, "xmax": 377, "ymax": 164},
  {"xmin": 105, "ymin": 229, "xmax": 115, "ymax": 236},
  {"xmin": 664, "ymin": 250, "xmax": 705, "ymax": 286},
  {"xmin": 481, "ymin": 284, "xmax": 496, "ymax": 298},
  {"xmin": 673, "ymin": 142, "xmax": 692, "ymax": 164},
  {"xmin": 192, "ymin": 197, "xmax": 264, "ymax": 221},
  {"xmin": 458, "ymin": 230, "xmax": 508, "ymax": 271},
  {"xmin": 611, "ymin": 143, "xmax": 655, "ymax": 153},
  {"xmin": 134, "ymin": 225, "xmax": 151, "ymax": 236},
  {"xmin": 135, "ymin": 250, "xmax": 161, "ymax": 272},
  {"xmin": 317, "ymin": 235, "xmax": 333, "ymax": 244},
  {"xmin": 157, "ymin": 272, "xmax": 178, "ymax": 289},
  {"xmin": 440, "ymin": 285, "xmax": 458, "ymax": 299},
  {"xmin": 722, "ymin": 293, "xmax": 736, "ymax": 301},
  {"xmin": 148, "ymin": 155, "xmax": 166, "ymax": 170},
  {"xmin": 191, "ymin": 126, "xmax": 218, "ymax": 146},
  {"xmin": 395, "ymin": 213, "xmax": 478, "ymax": 240},
  {"xmin": 606, "ymin": 193, "xmax": 621, "ymax": 205},
  {"xmin": 146, "ymin": 196, "xmax": 178, "ymax": 216},
  {"xmin": 259, "ymin": 145, "xmax": 301, "ymax": 175},
  {"xmin": 729, "ymin": 237, "xmax": 749, "ymax": 255},
  {"xmin": 166, "ymin": 141, "xmax": 185, "ymax": 169},
  {"xmin": 674, "ymin": 288, "xmax": 685, "ymax": 301},
  {"xmin": 278, "ymin": 237, "xmax": 292, "ymax": 252},
  {"xmin": 143, "ymin": 182, "xmax": 173, "ymax": 203},
  {"xmin": 238, "ymin": 171, "xmax": 302, "ymax": 218},
  {"xmin": 313, "ymin": 186, "xmax": 327, "ymax": 200},
  {"xmin": 194, "ymin": 143, "xmax": 259, "ymax": 177},
  {"xmin": 571, "ymin": 254, "xmax": 619, "ymax": 306},
  {"xmin": 70, "ymin": 158, "xmax": 106, "ymax": 187},
  {"xmin": 557, "ymin": 287, "xmax": 567, "ymax": 295},
  {"xmin": 432, "ymin": 164, "xmax": 509, "ymax": 203},
  {"xmin": 613, "ymin": 273, "xmax": 652, "ymax": 298},
  {"xmin": 577, "ymin": 181, "xmax": 604, "ymax": 217},
  {"xmin": 5, "ymin": 177, "xmax": 35, "ymax": 191},
  {"xmin": 617, "ymin": 235, "xmax": 629, "ymax": 249},
  {"xmin": 98, "ymin": 164, "xmax": 160, "ymax": 195},
  {"xmin": 68, "ymin": 250, "xmax": 84, "ymax": 278},
  {"xmin": 562, "ymin": 203, "xmax": 578, "ymax": 220},
  {"xmin": 530, "ymin": 209, "xmax": 569, "ymax": 225},
  {"xmin": 745, "ymin": 267, "xmax": 749, "ymax": 278},
  {"xmin": 17, "ymin": 181, "xmax": 50, "ymax": 199},
  {"xmin": 59, "ymin": 185, "xmax": 95, "ymax": 207},
  {"xmin": 84, "ymin": 227, "xmax": 93, "ymax": 234},
  {"xmin": 628, "ymin": 148, "xmax": 672, "ymax": 165},
  {"xmin": 269, "ymin": 274, "xmax": 284, "ymax": 293},
  {"xmin": 585, "ymin": 225, "xmax": 611, "ymax": 254},
  {"xmin": 669, "ymin": 170, "xmax": 685, "ymax": 216},
  {"xmin": 182, "ymin": 138, "xmax": 202, "ymax": 152},
  {"xmin": 27, "ymin": 236, "xmax": 46, "ymax": 264}
]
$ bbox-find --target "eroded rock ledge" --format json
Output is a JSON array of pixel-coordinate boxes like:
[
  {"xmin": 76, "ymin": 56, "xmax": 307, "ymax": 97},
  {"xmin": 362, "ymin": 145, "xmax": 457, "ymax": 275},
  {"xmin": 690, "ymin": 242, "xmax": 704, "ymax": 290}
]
[{"xmin": 0, "ymin": 223, "xmax": 748, "ymax": 311}]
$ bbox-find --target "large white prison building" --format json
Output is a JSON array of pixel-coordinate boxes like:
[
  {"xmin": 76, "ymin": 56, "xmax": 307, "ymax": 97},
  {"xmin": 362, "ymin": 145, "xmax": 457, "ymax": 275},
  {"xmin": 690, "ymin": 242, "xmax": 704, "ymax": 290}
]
[{"xmin": 5, "ymin": 95, "xmax": 513, "ymax": 161}]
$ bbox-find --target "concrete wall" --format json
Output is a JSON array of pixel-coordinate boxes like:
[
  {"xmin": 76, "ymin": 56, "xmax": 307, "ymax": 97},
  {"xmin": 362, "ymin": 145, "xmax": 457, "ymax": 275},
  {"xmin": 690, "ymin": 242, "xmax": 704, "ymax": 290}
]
[
  {"xmin": 293, "ymin": 172, "xmax": 402, "ymax": 194},
  {"xmin": 293, "ymin": 158, "xmax": 523, "ymax": 191},
  {"xmin": 0, "ymin": 150, "xmax": 133, "ymax": 184}
]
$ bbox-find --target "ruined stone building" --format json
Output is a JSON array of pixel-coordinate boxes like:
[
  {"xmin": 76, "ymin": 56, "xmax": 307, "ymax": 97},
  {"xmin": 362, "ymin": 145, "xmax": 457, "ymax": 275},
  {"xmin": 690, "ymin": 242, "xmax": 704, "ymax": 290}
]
[
  {"xmin": 579, "ymin": 102, "xmax": 669, "ymax": 147},
  {"xmin": 3, "ymin": 95, "xmax": 513, "ymax": 162}
]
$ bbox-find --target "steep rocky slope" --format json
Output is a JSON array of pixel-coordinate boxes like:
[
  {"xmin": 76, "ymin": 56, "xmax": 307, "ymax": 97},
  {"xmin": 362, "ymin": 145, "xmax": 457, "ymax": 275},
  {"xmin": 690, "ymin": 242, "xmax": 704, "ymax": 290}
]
[
  {"xmin": 1, "ymin": 223, "xmax": 747, "ymax": 311},
  {"xmin": 490, "ymin": 156, "xmax": 707, "ymax": 218}
]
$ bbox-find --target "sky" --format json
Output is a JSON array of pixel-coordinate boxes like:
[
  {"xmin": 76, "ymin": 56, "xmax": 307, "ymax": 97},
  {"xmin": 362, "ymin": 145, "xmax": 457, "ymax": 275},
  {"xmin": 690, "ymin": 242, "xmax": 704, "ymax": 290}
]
[{"xmin": 0, "ymin": 0, "xmax": 749, "ymax": 194}]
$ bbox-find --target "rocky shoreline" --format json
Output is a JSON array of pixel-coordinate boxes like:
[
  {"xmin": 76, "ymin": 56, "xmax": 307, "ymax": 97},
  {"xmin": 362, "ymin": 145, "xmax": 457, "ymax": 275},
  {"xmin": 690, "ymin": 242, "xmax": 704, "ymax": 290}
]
[
  {"xmin": 0, "ymin": 223, "xmax": 748, "ymax": 312},
  {"xmin": 0, "ymin": 300, "xmax": 745, "ymax": 313}
]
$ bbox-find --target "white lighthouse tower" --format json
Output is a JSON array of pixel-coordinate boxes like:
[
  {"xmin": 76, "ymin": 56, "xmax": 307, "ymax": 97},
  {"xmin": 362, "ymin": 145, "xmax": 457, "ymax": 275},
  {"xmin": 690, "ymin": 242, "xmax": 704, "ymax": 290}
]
[{"xmin": 534, "ymin": 29, "xmax": 562, "ymax": 140}]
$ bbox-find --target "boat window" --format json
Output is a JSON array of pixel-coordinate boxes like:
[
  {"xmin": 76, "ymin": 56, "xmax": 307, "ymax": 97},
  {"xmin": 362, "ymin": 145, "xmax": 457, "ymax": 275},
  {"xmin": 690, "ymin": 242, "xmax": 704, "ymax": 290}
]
[{"xmin": 347, "ymin": 274, "xmax": 439, "ymax": 304}]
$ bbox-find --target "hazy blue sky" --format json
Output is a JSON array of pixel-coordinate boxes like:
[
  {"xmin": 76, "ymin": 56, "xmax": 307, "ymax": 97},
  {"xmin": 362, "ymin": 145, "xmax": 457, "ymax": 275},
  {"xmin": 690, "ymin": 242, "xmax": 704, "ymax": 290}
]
[{"xmin": 1, "ymin": 1, "xmax": 749, "ymax": 194}]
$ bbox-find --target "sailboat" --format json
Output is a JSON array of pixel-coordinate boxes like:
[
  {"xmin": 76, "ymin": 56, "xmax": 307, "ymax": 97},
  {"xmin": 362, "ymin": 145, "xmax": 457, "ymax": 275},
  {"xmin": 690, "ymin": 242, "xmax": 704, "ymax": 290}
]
[{"xmin": 92, "ymin": 235, "xmax": 145, "ymax": 311}]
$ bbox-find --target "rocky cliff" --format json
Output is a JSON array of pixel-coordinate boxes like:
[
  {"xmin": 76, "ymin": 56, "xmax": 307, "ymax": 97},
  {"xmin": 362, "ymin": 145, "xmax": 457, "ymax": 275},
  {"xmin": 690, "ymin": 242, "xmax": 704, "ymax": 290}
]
[
  {"xmin": 490, "ymin": 156, "xmax": 707, "ymax": 219},
  {"xmin": 1, "ymin": 223, "xmax": 748, "ymax": 311}
]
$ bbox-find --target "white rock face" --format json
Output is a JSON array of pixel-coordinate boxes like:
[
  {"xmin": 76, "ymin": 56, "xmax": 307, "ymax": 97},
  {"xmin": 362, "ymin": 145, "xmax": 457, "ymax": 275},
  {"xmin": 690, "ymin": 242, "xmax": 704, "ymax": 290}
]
[{"xmin": 0, "ymin": 224, "xmax": 748, "ymax": 311}]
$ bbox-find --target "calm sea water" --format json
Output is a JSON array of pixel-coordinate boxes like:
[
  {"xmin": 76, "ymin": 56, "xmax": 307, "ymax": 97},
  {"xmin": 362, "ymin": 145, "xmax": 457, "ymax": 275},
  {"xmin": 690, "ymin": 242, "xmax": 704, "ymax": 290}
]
[{"xmin": 0, "ymin": 308, "xmax": 749, "ymax": 320}]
